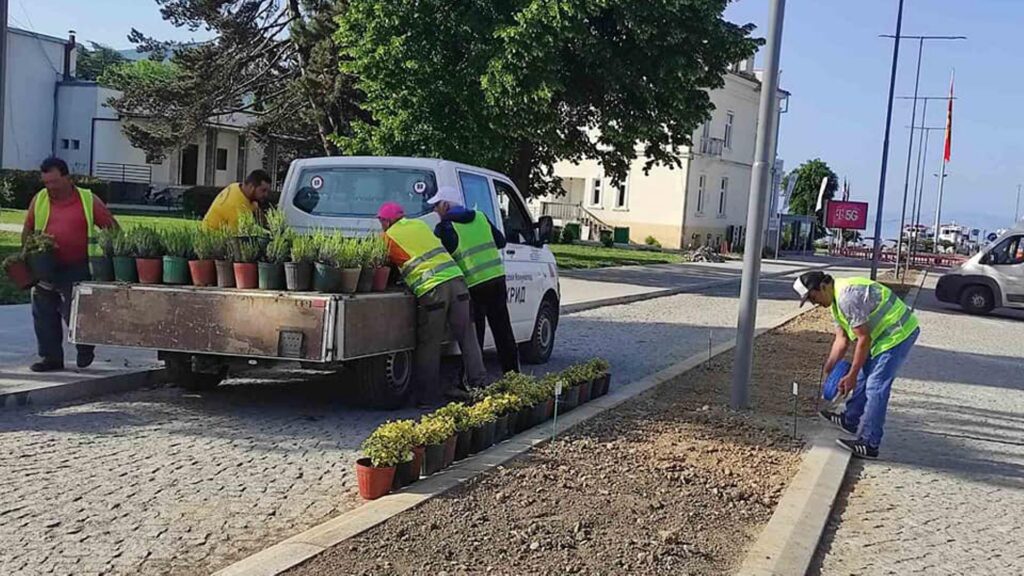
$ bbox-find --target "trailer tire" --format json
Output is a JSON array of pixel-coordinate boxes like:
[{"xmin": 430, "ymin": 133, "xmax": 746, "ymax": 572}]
[
  {"xmin": 352, "ymin": 350, "xmax": 413, "ymax": 409},
  {"xmin": 164, "ymin": 354, "xmax": 227, "ymax": 392},
  {"xmin": 520, "ymin": 296, "xmax": 558, "ymax": 365}
]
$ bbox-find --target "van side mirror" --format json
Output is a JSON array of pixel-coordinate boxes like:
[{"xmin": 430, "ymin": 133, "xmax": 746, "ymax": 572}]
[{"xmin": 537, "ymin": 216, "xmax": 555, "ymax": 245}]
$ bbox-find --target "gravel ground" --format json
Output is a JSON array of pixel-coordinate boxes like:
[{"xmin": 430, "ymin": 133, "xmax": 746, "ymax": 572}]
[{"xmin": 287, "ymin": 308, "xmax": 841, "ymax": 576}]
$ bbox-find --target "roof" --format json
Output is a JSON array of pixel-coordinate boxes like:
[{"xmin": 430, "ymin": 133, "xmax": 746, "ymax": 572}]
[{"xmin": 9, "ymin": 27, "xmax": 68, "ymax": 46}]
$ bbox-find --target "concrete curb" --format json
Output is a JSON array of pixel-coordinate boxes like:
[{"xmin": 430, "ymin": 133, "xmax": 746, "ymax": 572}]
[
  {"xmin": 212, "ymin": 304, "xmax": 816, "ymax": 576},
  {"xmin": 737, "ymin": 429, "xmax": 851, "ymax": 576},
  {"xmin": 0, "ymin": 368, "xmax": 168, "ymax": 410},
  {"xmin": 560, "ymin": 262, "xmax": 831, "ymax": 315}
]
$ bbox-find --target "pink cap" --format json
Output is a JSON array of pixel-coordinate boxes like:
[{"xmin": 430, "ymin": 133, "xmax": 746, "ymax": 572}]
[{"xmin": 377, "ymin": 202, "xmax": 405, "ymax": 220}]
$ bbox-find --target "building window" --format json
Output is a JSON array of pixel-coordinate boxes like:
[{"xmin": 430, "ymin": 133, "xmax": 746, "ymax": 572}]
[
  {"xmin": 590, "ymin": 178, "xmax": 603, "ymax": 207},
  {"xmin": 216, "ymin": 148, "xmax": 228, "ymax": 171},
  {"xmin": 614, "ymin": 178, "xmax": 628, "ymax": 209},
  {"xmin": 72, "ymin": 140, "xmax": 80, "ymax": 150},
  {"xmin": 724, "ymin": 112, "xmax": 734, "ymax": 149},
  {"xmin": 718, "ymin": 177, "xmax": 728, "ymax": 216},
  {"xmin": 696, "ymin": 175, "xmax": 706, "ymax": 214},
  {"xmin": 61, "ymin": 139, "xmax": 70, "ymax": 150}
]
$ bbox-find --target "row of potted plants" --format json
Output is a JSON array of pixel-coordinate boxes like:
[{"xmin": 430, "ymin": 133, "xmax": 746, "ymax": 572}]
[
  {"xmin": 85, "ymin": 210, "xmax": 393, "ymax": 293},
  {"xmin": 356, "ymin": 358, "xmax": 612, "ymax": 500},
  {"xmin": 2, "ymin": 231, "xmax": 58, "ymax": 290}
]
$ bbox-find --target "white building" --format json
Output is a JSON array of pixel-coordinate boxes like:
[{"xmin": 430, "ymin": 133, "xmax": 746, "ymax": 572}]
[
  {"xmin": 1, "ymin": 27, "xmax": 270, "ymax": 202},
  {"xmin": 535, "ymin": 59, "xmax": 788, "ymax": 250}
]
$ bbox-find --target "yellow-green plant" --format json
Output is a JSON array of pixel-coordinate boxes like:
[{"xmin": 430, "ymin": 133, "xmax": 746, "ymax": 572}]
[
  {"xmin": 160, "ymin": 226, "xmax": 194, "ymax": 259},
  {"xmin": 361, "ymin": 419, "xmax": 417, "ymax": 467},
  {"xmin": 290, "ymin": 233, "xmax": 318, "ymax": 263},
  {"xmin": 110, "ymin": 227, "xmax": 135, "ymax": 257},
  {"xmin": 236, "ymin": 210, "xmax": 265, "ymax": 238},
  {"xmin": 192, "ymin": 226, "xmax": 217, "ymax": 260},
  {"xmin": 131, "ymin": 227, "xmax": 163, "ymax": 259},
  {"xmin": 433, "ymin": 402, "xmax": 472, "ymax": 432},
  {"xmin": 265, "ymin": 233, "xmax": 291, "ymax": 264},
  {"xmin": 488, "ymin": 392, "xmax": 524, "ymax": 416},
  {"xmin": 265, "ymin": 207, "xmax": 288, "ymax": 237},
  {"xmin": 336, "ymin": 237, "xmax": 361, "ymax": 269},
  {"xmin": 467, "ymin": 398, "xmax": 499, "ymax": 426},
  {"xmin": 415, "ymin": 415, "xmax": 455, "ymax": 446},
  {"xmin": 23, "ymin": 231, "xmax": 57, "ymax": 255}
]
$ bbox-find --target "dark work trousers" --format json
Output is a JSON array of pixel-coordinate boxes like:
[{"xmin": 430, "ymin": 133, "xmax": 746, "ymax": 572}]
[
  {"xmin": 470, "ymin": 276, "xmax": 520, "ymax": 374},
  {"xmin": 32, "ymin": 262, "xmax": 94, "ymax": 364},
  {"xmin": 414, "ymin": 277, "xmax": 487, "ymax": 404}
]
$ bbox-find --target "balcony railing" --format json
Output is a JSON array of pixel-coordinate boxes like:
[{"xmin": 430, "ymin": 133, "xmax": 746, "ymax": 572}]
[
  {"xmin": 699, "ymin": 137, "xmax": 725, "ymax": 156},
  {"xmin": 94, "ymin": 162, "xmax": 152, "ymax": 184}
]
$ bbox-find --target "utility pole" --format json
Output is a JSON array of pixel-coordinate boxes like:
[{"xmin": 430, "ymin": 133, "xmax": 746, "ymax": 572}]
[
  {"xmin": 933, "ymin": 70, "xmax": 955, "ymax": 253},
  {"xmin": 886, "ymin": 34, "xmax": 966, "ymax": 276},
  {"xmin": 0, "ymin": 0, "xmax": 8, "ymax": 167},
  {"xmin": 1016, "ymin": 184, "xmax": 1021, "ymax": 224},
  {"xmin": 731, "ymin": 0, "xmax": 786, "ymax": 410},
  {"xmin": 908, "ymin": 125, "xmax": 943, "ymax": 269},
  {"xmin": 869, "ymin": 0, "xmax": 906, "ymax": 280}
]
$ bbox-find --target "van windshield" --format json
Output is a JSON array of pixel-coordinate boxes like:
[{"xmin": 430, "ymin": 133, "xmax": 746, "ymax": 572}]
[{"xmin": 291, "ymin": 167, "xmax": 437, "ymax": 218}]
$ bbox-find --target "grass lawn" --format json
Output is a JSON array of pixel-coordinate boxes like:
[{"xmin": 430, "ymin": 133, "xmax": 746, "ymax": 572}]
[
  {"xmin": 1, "ymin": 231, "xmax": 29, "ymax": 305},
  {"xmin": 0, "ymin": 208, "xmax": 196, "ymax": 231},
  {"xmin": 550, "ymin": 243, "xmax": 684, "ymax": 270}
]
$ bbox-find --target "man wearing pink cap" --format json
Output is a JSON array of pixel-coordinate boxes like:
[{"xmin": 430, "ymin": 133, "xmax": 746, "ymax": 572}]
[{"xmin": 377, "ymin": 202, "xmax": 487, "ymax": 406}]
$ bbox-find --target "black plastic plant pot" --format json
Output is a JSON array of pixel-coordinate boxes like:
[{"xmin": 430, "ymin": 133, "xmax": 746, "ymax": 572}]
[
  {"xmin": 454, "ymin": 429, "xmax": 473, "ymax": 461},
  {"xmin": 595, "ymin": 373, "xmax": 611, "ymax": 397},
  {"xmin": 516, "ymin": 406, "xmax": 534, "ymax": 433},
  {"xmin": 560, "ymin": 385, "xmax": 581, "ymax": 413},
  {"xmin": 531, "ymin": 401, "xmax": 548, "ymax": 426},
  {"xmin": 391, "ymin": 458, "xmax": 417, "ymax": 491},
  {"xmin": 89, "ymin": 256, "xmax": 114, "ymax": 281},
  {"xmin": 27, "ymin": 252, "xmax": 56, "ymax": 282},
  {"xmin": 472, "ymin": 421, "xmax": 496, "ymax": 453},
  {"xmin": 284, "ymin": 261, "xmax": 313, "ymax": 291},
  {"xmin": 422, "ymin": 443, "xmax": 446, "ymax": 476},
  {"xmin": 494, "ymin": 414, "xmax": 510, "ymax": 442}
]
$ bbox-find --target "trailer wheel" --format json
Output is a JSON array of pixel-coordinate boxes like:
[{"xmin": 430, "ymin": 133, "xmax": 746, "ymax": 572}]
[
  {"xmin": 520, "ymin": 296, "xmax": 558, "ymax": 365},
  {"xmin": 164, "ymin": 354, "xmax": 227, "ymax": 392},
  {"xmin": 352, "ymin": 350, "xmax": 413, "ymax": 409}
]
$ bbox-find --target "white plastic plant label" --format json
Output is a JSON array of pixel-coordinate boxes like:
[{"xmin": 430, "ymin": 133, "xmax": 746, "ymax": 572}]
[
  {"xmin": 555, "ymin": 381, "xmax": 563, "ymax": 396},
  {"xmin": 792, "ymin": 381, "xmax": 799, "ymax": 396}
]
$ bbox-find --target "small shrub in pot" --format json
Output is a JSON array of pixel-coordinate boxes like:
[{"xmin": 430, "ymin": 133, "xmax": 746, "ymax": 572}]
[
  {"xmin": 90, "ymin": 228, "xmax": 116, "ymax": 281},
  {"xmin": 416, "ymin": 415, "xmax": 455, "ymax": 476},
  {"xmin": 435, "ymin": 402, "xmax": 473, "ymax": 461},
  {"xmin": 131, "ymin": 227, "xmax": 164, "ymax": 284},
  {"xmin": 286, "ymin": 233, "xmax": 317, "ymax": 291},
  {"xmin": 110, "ymin": 227, "xmax": 138, "ymax": 282},
  {"xmin": 259, "ymin": 232, "xmax": 291, "ymax": 290},
  {"xmin": 159, "ymin": 226, "xmax": 194, "ymax": 285},
  {"xmin": 22, "ymin": 231, "xmax": 58, "ymax": 282},
  {"xmin": 190, "ymin": 226, "xmax": 219, "ymax": 286},
  {"xmin": 357, "ymin": 420, "xmax": 415, "ymax": 500}
]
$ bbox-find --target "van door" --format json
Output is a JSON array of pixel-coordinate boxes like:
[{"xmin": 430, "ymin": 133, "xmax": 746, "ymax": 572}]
[
  {"xmin": 981, "ymin": 234, "xmax": 1024, "ymax": 307},
  {"xmin": 490, "ymin": 179, "xmax": 547, "ymax": 341}
]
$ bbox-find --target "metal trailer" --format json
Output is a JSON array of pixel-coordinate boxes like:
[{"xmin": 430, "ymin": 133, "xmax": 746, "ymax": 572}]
[{"xmin": 69, "ymin": 282, "xmax": 418, "ymax": 407}]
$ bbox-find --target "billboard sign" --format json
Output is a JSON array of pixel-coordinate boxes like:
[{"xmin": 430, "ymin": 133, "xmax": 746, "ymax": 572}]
[{"xmin": 825, "ymin": 201, "xmax": 869, "ymax": 230}]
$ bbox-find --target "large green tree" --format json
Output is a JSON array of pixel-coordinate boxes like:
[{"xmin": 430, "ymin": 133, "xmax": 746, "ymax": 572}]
[
  {"xmin": 76, "ymin": 42, "xmax": 128, "ymax": 81},
  {"xmin": 107, "ymin": 0, "xmax": 366, "ymax": 163},
  {"xmin": 784, "ymin": 158, "xmax": 839, "ymax": 232},
  {"xmin": 335, "ymin": 0, "xmax": 760, "ymax": 196}
]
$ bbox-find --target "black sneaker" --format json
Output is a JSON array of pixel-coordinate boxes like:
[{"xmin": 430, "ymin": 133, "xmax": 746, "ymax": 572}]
[
  {"xmin": 819, "ymin": 410, "xmax": 857, "ymax": 434},
  {"xmin": 836, "ymin": 438, "xmax": 879, "ymax": 460},
  {"xmin": 76, "ymin": 349, "xmax": 95, "ymax": 369},
  {"xmin": 30, "ymin": 359, "xmax": 65, "ymax": 373}
]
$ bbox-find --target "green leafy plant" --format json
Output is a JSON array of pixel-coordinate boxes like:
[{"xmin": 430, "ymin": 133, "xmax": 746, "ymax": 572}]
[
  {"xmin": 22, "ymin": 231, "xmax": 57, "ymax": 255},
  {"xmin": 415, "ymin": 415, "xmax": 455, "ymax": 446},
  {"xmin": 644, "ymin": 235, "xmax": 662, "ymax": 248},
  {"xmin": 96, "ymin": 228, "xmax": 117, "ymax": 257},
  {"xmin": 265, "ymin": 207, "xmax": 288, "ymax": 238},
  {"xmin": 488, "ymin": 392, "xmax": 524, "ymax": 416},
  {"xmin": 485, "ymin": 372, "xmax": 548, "ymax": 405},
  {"xmin": 361, "ymin": 419, "xmax": 417, "ymax": 467},
  {"xmin": 207, "ymin": 228, "xmax": 232, "ymax": 261},
  {"xmin": 265, "ymin": 233, "xmax": 292, "ymax": 264},
  {"xmin": 363, "ymin": 235, "xmax": 390, "ymax": 268},
  {"xmin": 160, "ymin": 226, "xmax": 194, "ymax": 259},
  {"xmin": 131, "ymin": 227, "xmax": 163, "ymax": 259},
  {"xmin": 3, "ymin": 252, "xmax": 25, "ymax": 267},
  {"xmin": 192, "ymin": 227, "xmax": 218, "ymax": 261},
  {"xmin": 336, "ymin": 237, "xmax": 361, "ymax": 268},
  {"xmin": 433, "ymin": 402, "xmax": 472, "ymax": 433},
  {"xmin": 560, "ymin": 363, "xmax": 594, "ymax": 386},
  {"xmin": 290, "ymin": 233, "xmax": 318, "ymax": 263},
  {"xmin": 234, "ymin": 239, "xmax": 261, "ymax": 263},
  {"xmin": 236, "ymin": 210, "xmax": 266, "ymax": 239},
  {"xmin": 110, "ymin": 227, "xmax": 135, "ymax": 257},
  {"xmin": 587, "ymin": 358, "xmax": 610, "ymax": 375},
  {"xmin": 467, "ymin": 398, "xmax": 499, "ymax": 426}
]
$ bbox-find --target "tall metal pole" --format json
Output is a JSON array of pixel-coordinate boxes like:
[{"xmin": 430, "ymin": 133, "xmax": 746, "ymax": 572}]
[
  {"xmin": 907, "ymin": 100, "xmax": 928, "ymax": 266},
  {"xmin": 0, "ymin": 0, "xmax": 8, "ymax": 167},
  {"xmin": 869, "ymin": 0, "xmax": 905, "ymax": 280},
  {"xmin": 911, "ymin": 128, "xmax": 940, "ymax": 264},
  {"xmin": 731, "ymin": 0, "xmax": 786, "ymax": 410},
  {"xmin": 1015, "ymin": 184, "xmax": 1021, "ymax": 224},
  {"xmin": 895, "ymin": 38, "xmax": 924, "ymax": 275},
  {"xmin": 933, "ymin": 156, "xmax": 947, "ymax": 252}
]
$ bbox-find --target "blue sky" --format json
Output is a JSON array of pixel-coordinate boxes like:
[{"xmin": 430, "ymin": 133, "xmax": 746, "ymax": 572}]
[{"xmin": 15, "ymin": 0, "xmax": 1022, "ymax": 236}]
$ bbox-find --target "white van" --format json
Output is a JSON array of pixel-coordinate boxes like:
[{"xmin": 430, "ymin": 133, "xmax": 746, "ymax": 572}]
[
  {"xmin": 282, "ymin": 156, "xmax": 561, "ymax": 362},
  {"xmin": 936, "ymin": 225, "xmax": 1024, "ymax": 314}
]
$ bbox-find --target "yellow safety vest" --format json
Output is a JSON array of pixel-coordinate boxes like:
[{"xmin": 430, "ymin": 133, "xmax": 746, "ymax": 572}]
[
  {"xmin": 33, "ymin": 187, "xmax": 101, "ymax": 257},
  {"xmin": 386, "ymin": 218, "xmax": 463, "ymax": 297},
  {"xmin": 832, "ymin": 277, "xmax": 919, "ymax": 357},
  {"xmin": 452, "ymin": 212, "xmax": 505, "ymax": 288}
]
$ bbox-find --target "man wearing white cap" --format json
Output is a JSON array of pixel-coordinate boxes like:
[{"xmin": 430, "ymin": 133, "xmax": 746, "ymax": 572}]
[
  {"xmin": 793, "ymin": 271, "xmax": 920, "ymax": 459},
  {"xmin": 429, "ymin": 186, "xmax": 520, "ymax": 375}
]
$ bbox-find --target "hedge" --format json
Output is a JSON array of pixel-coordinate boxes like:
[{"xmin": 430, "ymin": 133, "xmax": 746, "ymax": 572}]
[{"xmin": 0, "ymin": 169, "xmax": 110, "ymax": 209}]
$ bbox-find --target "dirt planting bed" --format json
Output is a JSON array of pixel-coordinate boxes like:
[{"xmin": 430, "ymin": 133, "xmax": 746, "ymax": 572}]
[{"xmin": 288, "ymin": 309, "xmax": 836, "ymax": 576}]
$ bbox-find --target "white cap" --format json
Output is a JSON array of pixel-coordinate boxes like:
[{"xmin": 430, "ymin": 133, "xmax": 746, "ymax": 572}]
[
  {"xmin": 427, "ymin": 186, "xmax": 463, "ymax": 206},
  {"xmin": 792, "ymin": 277, "xmax": 810, "ymax": 307}
]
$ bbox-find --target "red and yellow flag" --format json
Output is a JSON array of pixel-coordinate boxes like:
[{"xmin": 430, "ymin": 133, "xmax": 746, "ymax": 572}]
[{"xmin": 943, "ymin": 71, "xmax": 954, "ymax": 163}]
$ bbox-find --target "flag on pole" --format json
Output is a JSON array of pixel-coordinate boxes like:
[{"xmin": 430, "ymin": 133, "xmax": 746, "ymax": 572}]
[
  {"xmin": 943, "ymin": 70, "xmax": 954, "ymax": 163},
  {"xmin": 815, "ymin": 176, "xmax": 829, "ymax": 212}
]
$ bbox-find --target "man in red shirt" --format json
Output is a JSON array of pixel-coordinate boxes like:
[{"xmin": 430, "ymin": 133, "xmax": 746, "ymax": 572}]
[{"xmin": 22, "ymin": 157, "xmax": 117, "ymax": 372}]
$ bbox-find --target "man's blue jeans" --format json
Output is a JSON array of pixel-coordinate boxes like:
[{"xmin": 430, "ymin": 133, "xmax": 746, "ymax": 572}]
[{"xmin": 842, "ymin": 328, "xmax": 919, "ymax": 449}]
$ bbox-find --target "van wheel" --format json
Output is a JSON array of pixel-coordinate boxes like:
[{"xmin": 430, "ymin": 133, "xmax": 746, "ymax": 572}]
[
  {"xmin": 520, "ymin": 298, "xmax": 558, "ymax": 365},
  {"xmin": 352, "ymin": 350, "xmax": 413, "ymax": 409},
  {"xmin": 164, "ymin": 353, "xmax": 227, "ymax": 391},
  {"xmin": 960, "ymin": 285, "xmax": 994, "ymax": 315}
]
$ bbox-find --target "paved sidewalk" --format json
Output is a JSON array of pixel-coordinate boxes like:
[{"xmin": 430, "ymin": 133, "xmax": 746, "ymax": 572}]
[{"xmin": 812, "ymin": 278, "xmax": 1024, "ymax": 575}]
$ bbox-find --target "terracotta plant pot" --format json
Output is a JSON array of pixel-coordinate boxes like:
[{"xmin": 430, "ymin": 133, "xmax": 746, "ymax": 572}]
[
  {"xmin": 189, "ymin": 260, "xmax": 217, "ymax": 287},
  {"xmin": 89, "ymin": 256, "xmax": 114, "ymax": 282},
  {"xmin": 372, "ymin": 266, "xmax": 390, "ymax": 292},
  {"xmin": 112, "ymin": 256, "xmax": 138, "ymax": 283},
  {"xmin": 233, "ymin": 262, "xmax": 259, "ymax": 289},
  {"xmin": 559, "ymin": 385, "xmax": 580, "ymax": 413},
  {"xmin": 356, "ymin": 458, "xmax": 395, "ymax": 501},
  {"xmin": 27, "ymin": 252, "xmax": 56, "ymax": 282},
  {"xmin": 423, "ymin": 442, "xmax": 446, "ymax": 476},
  {"xmin": 340, "ymin": 267, "xmax": 361, "ymax": 294},
  {"xmin": 577, "ymin": 379, "xmax": 593, "ymax": 405},
  {"xmin": 454, "ymin": 429, "xmax": 473, "ymax": 461},
  {"xmin": 409, "ymin": 446, "xmax": 425, "ymax": 484},
  {"xmin": 443, "ymin": 434, "xmax": 457, "ymax": 467},
  {"xmin": 136, "ymin": 258, "xmax": 163, "ymax": 284},
  {"xmin": 392, "ymin": 456, "xmax": 419, "ymax": 491},
  {"xmin": 313, "ymin": 262, "xmax": 341, "ymax": 293},
  {"xmin": 215, "ymin": 260, "xmax": 236, "ymax": 288},
  {"xmin": 284, "ymin": 261, "xmax": 313, "ymax": 292},
  {"xmin": 258, "ymin": 262, "xmax": 286, "ymax": 290},
  {"xmin": 357, "ymin": 266, "xmax": 374, "ymax": 293},
  {"xmin": 545, "ymin": 397, "xmax": 556, "ymax": 420},
  {"xmin": 4, "ymin": 258, "xmax": 34, "ymax": 289},
  {"xmin": 163, "ymin": 256, "xmax": 190, "ymax": 285}
]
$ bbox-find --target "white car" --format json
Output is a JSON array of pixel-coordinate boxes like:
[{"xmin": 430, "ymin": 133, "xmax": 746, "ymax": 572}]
[{"xmin": 936, "ymin": 225, "xmax": 1024, "ymax": 314}]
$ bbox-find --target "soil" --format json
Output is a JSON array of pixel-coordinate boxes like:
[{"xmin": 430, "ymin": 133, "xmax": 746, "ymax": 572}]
[{"xmin": 287, "ymin": 308, "xmax": 838, "ymax": 576}]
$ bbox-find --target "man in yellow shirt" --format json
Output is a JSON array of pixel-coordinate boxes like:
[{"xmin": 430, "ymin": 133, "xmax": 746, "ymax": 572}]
[{"xmin": 202, "ymin": 169, "xmax": 273, "ymax": 230}]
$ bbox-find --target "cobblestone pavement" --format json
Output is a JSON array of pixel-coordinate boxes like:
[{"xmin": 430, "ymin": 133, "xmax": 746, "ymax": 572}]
[
  {"xmin": 812, "ymin": 279, "xmax": 1024, "ymax": 576},
  {"xmin": 0, "ymin": 266, "xmax": 854, "ymax": 576}
]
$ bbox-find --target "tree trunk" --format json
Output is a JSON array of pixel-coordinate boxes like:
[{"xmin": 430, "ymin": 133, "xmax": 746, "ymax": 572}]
[
  {"xmin": 509, "ymin": 141, "xmax": 534, "ymax": 197},
  {"xmin": 288, "ymin": 0, "xmax": 338, "ymax": 157}
]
